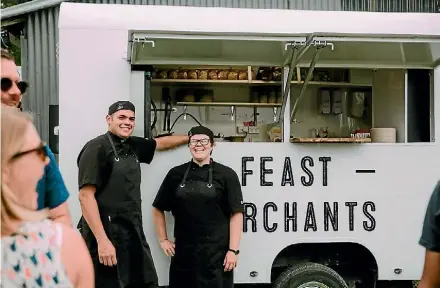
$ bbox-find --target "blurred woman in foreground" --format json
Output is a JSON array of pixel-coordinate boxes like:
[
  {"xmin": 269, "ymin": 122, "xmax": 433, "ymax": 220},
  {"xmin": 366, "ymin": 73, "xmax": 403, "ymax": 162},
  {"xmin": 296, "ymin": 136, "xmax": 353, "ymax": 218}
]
[{"xmin": 1, "ymin": 104, "xmax": 94, "ymax": 287}]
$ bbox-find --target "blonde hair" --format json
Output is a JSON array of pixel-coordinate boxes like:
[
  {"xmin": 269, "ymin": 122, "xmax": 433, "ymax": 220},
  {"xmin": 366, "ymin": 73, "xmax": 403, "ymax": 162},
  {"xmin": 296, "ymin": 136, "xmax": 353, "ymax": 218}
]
[{"xmin": 1, "ymin": 104, "xmax": 49, "ymax": 236}]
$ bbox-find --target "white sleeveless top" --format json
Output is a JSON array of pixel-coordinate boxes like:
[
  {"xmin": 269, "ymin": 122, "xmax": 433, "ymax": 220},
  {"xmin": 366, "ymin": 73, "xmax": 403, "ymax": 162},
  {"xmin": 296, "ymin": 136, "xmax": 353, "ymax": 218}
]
[{"xmin": 1, "ymin": 219, "xmax": 73, "ymax": 287}]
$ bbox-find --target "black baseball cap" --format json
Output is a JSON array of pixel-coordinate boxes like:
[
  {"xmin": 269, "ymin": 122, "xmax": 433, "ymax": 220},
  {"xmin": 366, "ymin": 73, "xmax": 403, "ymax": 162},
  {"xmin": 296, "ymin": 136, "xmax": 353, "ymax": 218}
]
[
  {"xmin": 108, "ymin": 101, "xmax": 135, "ymax": 115},
  {"xmin": 188, "ymin": 126, "xmax": 214, "ymax": 142}
]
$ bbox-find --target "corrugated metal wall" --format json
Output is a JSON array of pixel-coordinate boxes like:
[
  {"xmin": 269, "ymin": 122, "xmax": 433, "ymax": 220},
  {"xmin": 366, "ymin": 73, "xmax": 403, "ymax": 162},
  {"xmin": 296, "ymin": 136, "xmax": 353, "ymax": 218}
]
[
  {"xmin": 21, "ymin": 6, "xmax": 59, "ymax": 143},
  {"xmin": 19, "ymin": 0, "xmax": 439, "ymax": 142}
]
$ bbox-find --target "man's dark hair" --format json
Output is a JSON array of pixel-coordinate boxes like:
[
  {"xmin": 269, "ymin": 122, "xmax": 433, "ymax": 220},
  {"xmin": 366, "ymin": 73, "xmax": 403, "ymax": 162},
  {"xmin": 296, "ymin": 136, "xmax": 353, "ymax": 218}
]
[{"xmin": 1, "ymin": 48, "xmax": 15, "ymax": 61}]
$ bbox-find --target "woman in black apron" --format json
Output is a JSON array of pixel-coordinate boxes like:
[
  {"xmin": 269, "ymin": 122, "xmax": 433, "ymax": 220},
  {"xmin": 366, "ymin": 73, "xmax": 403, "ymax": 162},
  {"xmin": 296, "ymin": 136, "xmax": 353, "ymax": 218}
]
[{"xmin": 152, "ymin": 126, "xmax": 245, "ymax": 288}]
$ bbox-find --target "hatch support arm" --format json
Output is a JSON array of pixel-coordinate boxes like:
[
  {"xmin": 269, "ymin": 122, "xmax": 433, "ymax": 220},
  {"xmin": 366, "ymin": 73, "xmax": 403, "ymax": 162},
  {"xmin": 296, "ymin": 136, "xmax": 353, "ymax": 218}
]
[
  {"xmin": 279, "ymin": 35, "xmax": 315, "ymax": 123},
  {"xmin": 290, "ymin": 47, "xmax": 322, "ymax": 121}
]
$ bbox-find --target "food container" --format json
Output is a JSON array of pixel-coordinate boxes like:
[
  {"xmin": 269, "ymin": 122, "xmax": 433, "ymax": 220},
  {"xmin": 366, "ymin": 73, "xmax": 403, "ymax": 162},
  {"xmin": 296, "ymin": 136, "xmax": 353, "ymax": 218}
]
[
  {"xmin": 370, "ymin": 128, "xmax": 397, "ymax": 143},
  {"xmin": 259, "ymin": 91, "xmax": 268, "ymax": 103},
  {"xmin": 197, "ymin": 89, "xmax": 214, "ymax": 102},
  {"xmin": 268, "ymin": 90, "xmax": 277, "ymax": 103},
  {"xmin": 223, "ymin": 135, "xmax": 246, "ymax": 142},
  {"xmin": 273, "ymin": 67, "xmax": 282, "ymax": 81}
]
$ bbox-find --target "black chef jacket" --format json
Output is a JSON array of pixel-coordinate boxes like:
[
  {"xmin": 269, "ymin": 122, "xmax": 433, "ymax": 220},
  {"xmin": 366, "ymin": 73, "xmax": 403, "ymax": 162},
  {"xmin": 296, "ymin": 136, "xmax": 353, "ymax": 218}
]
[
  {"xmin": 77, "ymin": 131, "xmax": 156, "ymax": 190},
  {"xmin": 77, "ymin": 131, "xmax": 159, "ymax": 288},
  {"xmin": 152, "ymin": 159, "xmax": 244, "ymax": 215},
  {"xmin": 419, "ymin": 181, "xmax": 440, "ymax": 252},
  {"xmin": 153, "ymin": 159, "xmax": 244, "ymax": 288}
]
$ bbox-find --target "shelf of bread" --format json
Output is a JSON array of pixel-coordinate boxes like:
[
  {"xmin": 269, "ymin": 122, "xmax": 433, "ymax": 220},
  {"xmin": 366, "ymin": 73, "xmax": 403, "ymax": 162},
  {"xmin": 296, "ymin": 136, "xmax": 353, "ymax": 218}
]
[
  {"xmin": 151, "ymin": 66, "xmax": 371, "ymax": 87},
  {"xmin": 152, "ymin": 79, "xmax": 371, "ymax": 87}
]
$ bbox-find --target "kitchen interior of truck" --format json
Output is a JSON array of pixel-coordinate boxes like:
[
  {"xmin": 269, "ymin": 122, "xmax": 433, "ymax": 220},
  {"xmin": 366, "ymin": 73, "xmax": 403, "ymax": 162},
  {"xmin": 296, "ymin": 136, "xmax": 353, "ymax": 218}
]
[{"xmin": 128, "ymin": 33, "xmax": 437, "ymax": 144}]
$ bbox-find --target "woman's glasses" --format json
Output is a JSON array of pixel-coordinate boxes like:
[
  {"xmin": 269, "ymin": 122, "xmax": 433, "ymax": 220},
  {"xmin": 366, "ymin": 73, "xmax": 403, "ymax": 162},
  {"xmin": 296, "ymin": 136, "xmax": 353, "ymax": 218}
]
[
  {"xmin": 189, "ymin": 138, "xmax": 210, "ymax": 146},
  {"xmin": 1, "ymin": 78, "xmax": 28, "ymax": 94},
  {"xmin": 10, "ymin": 142, "xmax": 47, "ymax": 162}
]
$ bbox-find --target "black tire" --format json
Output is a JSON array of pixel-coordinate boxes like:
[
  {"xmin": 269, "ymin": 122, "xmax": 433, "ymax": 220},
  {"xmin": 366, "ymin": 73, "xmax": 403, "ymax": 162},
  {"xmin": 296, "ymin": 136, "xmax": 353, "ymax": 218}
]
[{"xmin": 273, "ymin": 262, "xmax": 349, "ymax": 288}]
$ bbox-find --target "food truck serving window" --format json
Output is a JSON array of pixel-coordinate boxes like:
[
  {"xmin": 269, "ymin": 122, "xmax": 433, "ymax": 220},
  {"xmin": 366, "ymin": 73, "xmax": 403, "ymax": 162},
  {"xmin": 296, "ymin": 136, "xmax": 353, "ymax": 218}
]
[
  {"xmin": 129, "ymin": 32, "xmax": 310, "ymax": 143},
  {"xmin": 286, "ymin": 36, "xmax": 440, "ymax": 144},
  {"xmin": 129, "ymin": 33, "xmax": 440, "ymax": 144}
]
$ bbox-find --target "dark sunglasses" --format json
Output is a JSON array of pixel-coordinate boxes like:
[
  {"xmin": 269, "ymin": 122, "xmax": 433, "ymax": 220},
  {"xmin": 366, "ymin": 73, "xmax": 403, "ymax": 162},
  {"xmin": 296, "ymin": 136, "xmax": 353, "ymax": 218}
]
[
  {"xmin": 10, "ymin": 142, "xmax": 47, "ymax": 162},
  {"xmin": 1, "ymin": 78, "xmax": 28, "ymax": 94}
]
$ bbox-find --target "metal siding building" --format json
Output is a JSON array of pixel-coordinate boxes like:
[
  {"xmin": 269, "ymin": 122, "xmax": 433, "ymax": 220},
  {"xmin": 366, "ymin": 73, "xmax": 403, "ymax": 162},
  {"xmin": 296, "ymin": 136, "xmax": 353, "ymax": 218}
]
[{"xmin": 1, "ymin": 0, "xmax": 439, "ymax": 142}]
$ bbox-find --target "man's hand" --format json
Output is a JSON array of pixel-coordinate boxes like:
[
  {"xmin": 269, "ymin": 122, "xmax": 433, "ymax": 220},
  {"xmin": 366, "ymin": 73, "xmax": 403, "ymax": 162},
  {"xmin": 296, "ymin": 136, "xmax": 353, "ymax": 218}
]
[
  {"xmin": 159, "ymin": 239, "xmax": 175, "ymax": 257},
  {"xmin": 223, "ymin": 251, "xmax": 238, "ymax": 272},
  {"xmin": 98, "ymin": 237, "xmax": 117, "ymax": 266}
]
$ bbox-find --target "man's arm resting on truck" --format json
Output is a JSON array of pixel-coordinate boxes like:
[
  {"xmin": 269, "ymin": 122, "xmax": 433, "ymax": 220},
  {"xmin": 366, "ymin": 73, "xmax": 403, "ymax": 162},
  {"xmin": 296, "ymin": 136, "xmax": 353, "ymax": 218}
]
[
  {"xmin": 418, "ymin": 181, "xmax": 440, "ymax": 288},
  {"xmin": 132, "ymin": 135, "xmax": 189, "ymax": 165},
  {"xmin": 154, "ymin": 135, "xmax": 189, "ymax": 151}
]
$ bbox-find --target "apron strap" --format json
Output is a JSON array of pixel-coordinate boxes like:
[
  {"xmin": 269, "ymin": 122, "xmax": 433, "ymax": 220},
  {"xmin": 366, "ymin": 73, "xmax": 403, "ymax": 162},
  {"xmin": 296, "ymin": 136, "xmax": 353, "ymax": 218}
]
[
  {"xmin": 106, "ymin": 133, "xmax": 120, "ymax": 162},
  {"xmin": 129, "ymin": 147, "xmax": 139, "ymax": 162},
  {"xmin": 207, "ymin": 159, "xmax": 213, "ymax": 188},
  {"xmin": 180, "ymin": 159, "xmax": 214, "ymax": 188},
  {"xmin": 180, "ymin": 161, "xmax": 192, "ymax": 188}
]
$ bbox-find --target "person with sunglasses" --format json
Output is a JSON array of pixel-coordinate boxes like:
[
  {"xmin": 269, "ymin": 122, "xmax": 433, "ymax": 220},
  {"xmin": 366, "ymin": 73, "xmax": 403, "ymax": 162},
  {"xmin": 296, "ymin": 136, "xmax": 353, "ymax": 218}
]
[
  {"xmin": 418, "ymin": 181, "xmax": 440, "ymax": 288},
  {"xmin": 152, "ymin": 125, "xmax": 244, "ymax": 288},
  {"xmin": 1, "ymin": 49, "xmax": 72, "ymax": 227},
  {"xmin": 1, "ymin": 104, "xmax": 94, "ymax": 288},
  {"xmin": 76, "ymin": 100, "xmax": 189, "ymax": 288}
]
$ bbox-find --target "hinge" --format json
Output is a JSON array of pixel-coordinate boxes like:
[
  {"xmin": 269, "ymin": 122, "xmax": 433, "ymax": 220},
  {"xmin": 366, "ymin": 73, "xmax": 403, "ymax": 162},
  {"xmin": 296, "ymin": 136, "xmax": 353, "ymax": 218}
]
[
  {"xmin": 132, "ymin": 35, "xmax": 155, "ymax": 49},
  {"xmin": 128, "ymin": 35, "xmax": 156, "ymax": 63},
  {"xmin": 285, "ymin": 39, "xmax": 334, "ymax": 51}
]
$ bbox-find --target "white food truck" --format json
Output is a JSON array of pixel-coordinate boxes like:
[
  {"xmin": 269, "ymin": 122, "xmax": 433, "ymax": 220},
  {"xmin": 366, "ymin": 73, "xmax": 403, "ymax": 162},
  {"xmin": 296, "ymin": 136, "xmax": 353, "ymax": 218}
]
[{"xmin": 58, "ymin": 3, "xmax": 440, "ymax": 287}]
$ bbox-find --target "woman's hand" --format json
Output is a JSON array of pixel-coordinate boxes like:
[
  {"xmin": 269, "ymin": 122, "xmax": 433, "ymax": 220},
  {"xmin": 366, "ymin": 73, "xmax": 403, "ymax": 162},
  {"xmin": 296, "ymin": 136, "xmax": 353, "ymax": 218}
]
[
  {"xmin": 159, "ymin": 239, "xmax": 175, "ymax": 256},
  {"xmin": 223, "ymin": 251, "xmax": 238, "ymax": 272}
]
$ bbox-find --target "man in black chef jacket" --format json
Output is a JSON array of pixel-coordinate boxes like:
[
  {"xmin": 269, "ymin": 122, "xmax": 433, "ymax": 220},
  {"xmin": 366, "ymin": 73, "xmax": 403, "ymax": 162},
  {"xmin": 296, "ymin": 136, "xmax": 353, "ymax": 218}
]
[
  {"xmin": 77, "ymin": 100, "xmax": 189, "ymax": 288},
  {"xmin": 418, "ymin": 181, "xmax": 440, "ymax": 287}
]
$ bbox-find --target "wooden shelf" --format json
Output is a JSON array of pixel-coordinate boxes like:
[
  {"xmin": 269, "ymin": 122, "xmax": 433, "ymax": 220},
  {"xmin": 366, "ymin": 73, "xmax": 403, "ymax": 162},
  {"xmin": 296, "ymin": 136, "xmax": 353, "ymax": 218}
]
[
  {"xmin": 176, "ymin": 102, "xmax": 281, "ymax": 107},
  {"xmin": 152, "ymin": 79, "xmax": 371, "ymax": 87},
  {"xmin": 293, "ymin": 81, "xmax": 372, "ymax": 88},
  {"xmin": 152, "ymin": 79, "xmax": 250, "ymax": 84},
  {"xmin": 290, "ymin": 137, "xmax": 372, "ymax": 143}
]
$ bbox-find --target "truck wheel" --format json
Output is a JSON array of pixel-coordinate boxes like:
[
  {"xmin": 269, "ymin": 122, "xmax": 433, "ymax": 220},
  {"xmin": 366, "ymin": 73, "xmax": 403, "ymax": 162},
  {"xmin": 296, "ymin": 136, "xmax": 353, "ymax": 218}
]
[{"xmin": 273, "ymin": 262, "xmax": 349, "ymax": 288}]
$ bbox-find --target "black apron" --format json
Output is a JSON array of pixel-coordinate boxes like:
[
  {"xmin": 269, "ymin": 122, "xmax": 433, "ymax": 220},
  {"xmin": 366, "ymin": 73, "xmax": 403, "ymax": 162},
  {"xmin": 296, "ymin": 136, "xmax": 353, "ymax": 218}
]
[
  {"xmin": 78, "ymin": 133, "xmax": 158, "ymax": 288},
  {"xmin": 169, "ymin": 160, "xmax": 233, "ymax": 288}
]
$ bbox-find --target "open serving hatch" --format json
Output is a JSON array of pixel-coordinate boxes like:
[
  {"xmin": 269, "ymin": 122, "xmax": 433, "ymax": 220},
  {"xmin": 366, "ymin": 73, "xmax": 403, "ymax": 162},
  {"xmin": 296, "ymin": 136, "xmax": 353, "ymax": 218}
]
[
  {"xmin": 128, "ymin": 32, "xmax": 308, "ymax": 66},
  {"xmin": 127, "ymin": 31, "xmax": 440, "ymax": 142},
  {"xmin": 128, "ymin": 32, "xmax": 440, "ymax": 69}
]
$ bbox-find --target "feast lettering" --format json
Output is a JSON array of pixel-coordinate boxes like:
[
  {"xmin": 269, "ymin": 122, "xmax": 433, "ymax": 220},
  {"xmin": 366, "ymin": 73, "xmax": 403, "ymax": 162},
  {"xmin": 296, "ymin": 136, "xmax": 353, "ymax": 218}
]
[{"xmin": 241, "ymin": 156, "xmax": 331, "ymax": 187}]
